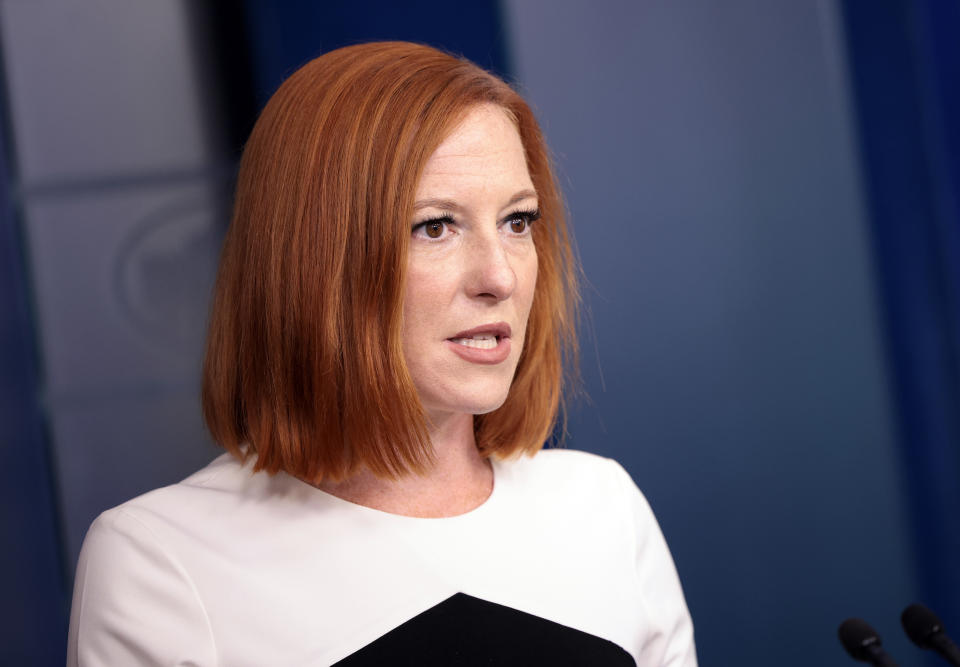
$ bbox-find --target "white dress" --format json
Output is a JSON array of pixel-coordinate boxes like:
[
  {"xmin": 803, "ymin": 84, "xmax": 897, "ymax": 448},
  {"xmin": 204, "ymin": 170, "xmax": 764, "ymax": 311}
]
[{"xmin": 67, "ymin": 448, "xmax": 697, "ymax": 666}]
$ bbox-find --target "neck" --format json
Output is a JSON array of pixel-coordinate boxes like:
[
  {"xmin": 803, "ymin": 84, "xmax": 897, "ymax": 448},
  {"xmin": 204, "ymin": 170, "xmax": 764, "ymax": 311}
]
[{"xmin": 315, "ymin": 411, "xmax": 494, "ymax": 517}]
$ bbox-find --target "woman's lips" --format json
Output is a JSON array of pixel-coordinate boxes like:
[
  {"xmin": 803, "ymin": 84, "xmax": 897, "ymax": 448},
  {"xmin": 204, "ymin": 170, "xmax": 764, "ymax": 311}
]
[
  {"xmin": 445, "ymin": 322, "xmax": 512, "ymax": 364},
  {"xmin": 450, "ymin": 322, "xmax": 512, "ymax": 339},
  {"xmin": 445, "ymin": 335, "xmax": 511, "ymax": 364}
]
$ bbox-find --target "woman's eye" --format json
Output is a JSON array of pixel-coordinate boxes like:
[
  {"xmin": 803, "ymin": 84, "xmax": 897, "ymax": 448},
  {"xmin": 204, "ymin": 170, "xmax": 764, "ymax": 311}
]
[
  {"xmin": 424, "ymin": 221, "xmax": 445, "ymax": 238},
  {"xmin": 412, "ymin": 218, "xmax": 451, "ymax": 240},
  {"xmin": 505, "ymin": 208, "xmax": 540, "ymax": 235}
]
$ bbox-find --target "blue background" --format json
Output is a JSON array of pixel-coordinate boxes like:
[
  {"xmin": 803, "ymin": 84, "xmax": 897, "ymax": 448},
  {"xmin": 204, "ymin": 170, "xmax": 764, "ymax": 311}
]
[{"xmin": 1, "ymin": 1, "xmax": 957, "ymax": 665}]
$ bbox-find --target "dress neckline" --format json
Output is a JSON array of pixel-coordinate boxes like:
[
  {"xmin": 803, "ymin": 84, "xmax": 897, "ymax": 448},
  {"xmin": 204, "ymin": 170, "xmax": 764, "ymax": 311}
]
[{"xmin": 285, "ymin": 457, "xmax": 504, "ymax": 523}]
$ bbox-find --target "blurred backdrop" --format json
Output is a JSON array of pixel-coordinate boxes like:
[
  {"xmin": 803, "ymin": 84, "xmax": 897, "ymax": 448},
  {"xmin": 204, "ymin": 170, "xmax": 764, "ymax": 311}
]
[{"xmin": 2, "ymin": 1, "xmax": 958, "ymax": 665}]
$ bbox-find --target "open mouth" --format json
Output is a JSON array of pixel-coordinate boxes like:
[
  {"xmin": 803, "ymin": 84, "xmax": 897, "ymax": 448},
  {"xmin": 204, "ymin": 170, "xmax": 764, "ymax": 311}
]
[
  {"xmin": 445, "ymin": 322, "xmax": 512, "ymax": 364},
  {"xmin": 448, "ymin": 334, "xmax": 501, "ymax": 350}
]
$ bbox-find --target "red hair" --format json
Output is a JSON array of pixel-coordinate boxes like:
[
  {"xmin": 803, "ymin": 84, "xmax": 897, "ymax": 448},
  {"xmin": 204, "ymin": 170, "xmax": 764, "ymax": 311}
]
[{"xmin": 202, "ymin": 41, "xmax": 578, "ymax": 482}]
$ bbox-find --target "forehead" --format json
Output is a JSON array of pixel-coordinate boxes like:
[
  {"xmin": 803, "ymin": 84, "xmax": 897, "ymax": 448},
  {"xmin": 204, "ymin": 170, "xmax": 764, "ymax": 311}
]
[{"xmin": 417, "ymin": 104, "xmax": 533, "ymax": 193}]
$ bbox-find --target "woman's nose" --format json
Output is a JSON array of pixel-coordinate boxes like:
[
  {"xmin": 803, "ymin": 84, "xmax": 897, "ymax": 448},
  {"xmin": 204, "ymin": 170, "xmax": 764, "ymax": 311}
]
[{"xmin": 465, "ymin": 232, "xmax": 517, "ymax": 301}]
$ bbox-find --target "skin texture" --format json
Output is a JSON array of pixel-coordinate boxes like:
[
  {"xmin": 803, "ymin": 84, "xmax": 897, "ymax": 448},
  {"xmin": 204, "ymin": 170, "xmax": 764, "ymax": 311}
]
[{"xmin": 318, "ymin": 104, "xmax": 539, "ymax": 516}]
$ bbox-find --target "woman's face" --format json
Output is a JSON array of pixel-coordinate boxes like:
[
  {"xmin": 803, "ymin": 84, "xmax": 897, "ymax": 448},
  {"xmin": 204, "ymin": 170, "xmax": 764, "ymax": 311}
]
[{"xmin": 403, "ymin": 104, "xmax": 539, "ymax": 423}]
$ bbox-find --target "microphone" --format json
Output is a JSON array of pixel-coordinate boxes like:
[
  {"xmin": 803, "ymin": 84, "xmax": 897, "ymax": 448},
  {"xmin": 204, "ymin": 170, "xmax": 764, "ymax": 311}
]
[
  {"xmin": 901, "ymin": 603, "xmax": 960, "ymax": 666},
  {"xmin": 838, "ymin": 618, "xmax": 899, "ymax": 666}
]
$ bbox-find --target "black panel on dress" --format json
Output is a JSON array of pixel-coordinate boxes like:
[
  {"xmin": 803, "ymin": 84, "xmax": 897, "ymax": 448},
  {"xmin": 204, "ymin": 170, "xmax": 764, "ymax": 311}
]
[{"xmin": 333, "ymin": 592, "xmax": 636, "ymax": 666}]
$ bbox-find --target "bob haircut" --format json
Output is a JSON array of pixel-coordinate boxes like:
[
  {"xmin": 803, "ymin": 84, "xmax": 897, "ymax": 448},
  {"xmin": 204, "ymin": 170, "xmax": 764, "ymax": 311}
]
[{"xmin": 202, "ymin": 41, "xmax": 578, "ymax": 482}]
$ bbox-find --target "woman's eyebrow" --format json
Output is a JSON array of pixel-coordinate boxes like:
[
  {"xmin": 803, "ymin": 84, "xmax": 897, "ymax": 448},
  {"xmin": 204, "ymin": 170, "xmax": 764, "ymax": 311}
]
[
  {"xmin": 413, "ymin": 188, "xmax": 538, "ymax": 212},
  {"xmin": 503, "ymin": 189, "xmax": 539, "ymax": 208}
]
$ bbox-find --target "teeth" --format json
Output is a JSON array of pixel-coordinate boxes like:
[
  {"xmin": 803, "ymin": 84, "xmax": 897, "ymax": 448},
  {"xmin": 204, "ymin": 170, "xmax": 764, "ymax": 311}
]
[{"xmin": 451, "ymin": 335, "xmax": 498, "ymax": 349}]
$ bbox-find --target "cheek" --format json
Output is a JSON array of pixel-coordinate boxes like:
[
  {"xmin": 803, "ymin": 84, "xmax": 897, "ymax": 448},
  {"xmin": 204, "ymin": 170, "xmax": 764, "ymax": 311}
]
[
  {"xmin": 520, "ymin": 252, "xmax": 538, "ymax": 319},
  {"xmin": 402, "ymin": 259, "xmax": 454, "ymax": 340}
]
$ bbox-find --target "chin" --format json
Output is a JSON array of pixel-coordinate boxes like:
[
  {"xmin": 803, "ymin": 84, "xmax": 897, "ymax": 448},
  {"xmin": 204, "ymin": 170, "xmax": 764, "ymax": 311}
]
[
  {"xmin": 469, "ymin": 393, "xmax": 511, "ymax": 416},
  {"xmin": 422, "ymin": 380, "xmax": 513, "ymax": 418},
  {"xmin": 456, "ymin": 389, "xmax": 513, "ymax": 416}
]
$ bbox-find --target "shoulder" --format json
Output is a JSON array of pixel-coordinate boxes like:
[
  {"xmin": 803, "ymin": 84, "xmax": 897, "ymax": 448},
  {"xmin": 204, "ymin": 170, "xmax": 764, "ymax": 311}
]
[
  {"xmin": 77, "ymin": 453, "xmax": 234, "ymax": 558},
  {"xmin": 492, "ymin": 448, "xmax": 653, "ymax": 532},
  {"xmin": 498, "ymin": 447, "xmax": 638, "ymax": 498},
  {"xmin": 73, "ymin": 452, "xmax": 246, "ymax": 614},
  {"xmin": 117, "ymin": 450, "xmax": 246, "ymax": 510},
  {"xmin": 497, "ymin": 448, "xmax": 672, "ymax": 552},
  {"xmin": 68, "ymin": 452, "xmax": 278, "ymax": 665},
  {"xmin": 75, "ymin": 451, "xmax": 306, "ymax": 588},
  {"xmin": 98, "ymin": 450, "xmax": 303, "ymax": 531},
  {"xmin": 70, "ymin": 491, "xmax": 220, "ymax": 665}
]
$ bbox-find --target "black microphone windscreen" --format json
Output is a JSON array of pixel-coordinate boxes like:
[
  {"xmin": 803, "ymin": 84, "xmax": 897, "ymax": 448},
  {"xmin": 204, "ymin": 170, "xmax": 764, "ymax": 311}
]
[
  {"xmin": 901, "ymin": 603, "xmax": 944, "ymax": 648},
  {"xmin": 839, "ymin": 618, "xmax": 884, "ymax": 661}
]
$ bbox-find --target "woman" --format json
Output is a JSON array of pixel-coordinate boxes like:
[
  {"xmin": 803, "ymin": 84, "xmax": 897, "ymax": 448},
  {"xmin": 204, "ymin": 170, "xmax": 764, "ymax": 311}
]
[{"xmin": 68, "ymin": 41, "xmax": 696, "ymax": 666}]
